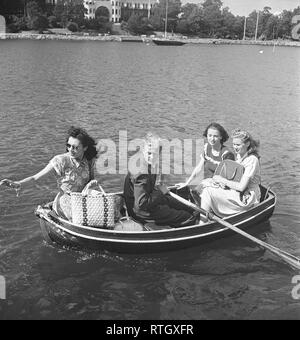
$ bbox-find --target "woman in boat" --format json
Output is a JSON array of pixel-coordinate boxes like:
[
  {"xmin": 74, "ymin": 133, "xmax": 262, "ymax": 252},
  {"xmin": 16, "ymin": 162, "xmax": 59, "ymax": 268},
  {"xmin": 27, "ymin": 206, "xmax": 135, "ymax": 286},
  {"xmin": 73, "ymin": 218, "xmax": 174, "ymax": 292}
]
[
  {"xmin": 177, "ymin": 122, "xmax": 234, "ymax": 189},
  {"xmin": 123, "ymin": 132, "xmax": 198, "ymax": 228},
  {"xmin": 200, "ymin": 128, "xmax": 261, "ymax": 219},
  {"xmin": 0, "ymin": 126, "xmax": 98, "ymax": 220}
]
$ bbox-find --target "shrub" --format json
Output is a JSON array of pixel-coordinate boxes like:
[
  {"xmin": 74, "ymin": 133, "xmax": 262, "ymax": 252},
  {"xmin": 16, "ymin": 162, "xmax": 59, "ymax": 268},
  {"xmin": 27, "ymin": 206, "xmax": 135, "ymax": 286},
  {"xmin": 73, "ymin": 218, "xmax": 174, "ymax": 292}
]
[
  {"xmin": 48, "ymin": 16, "xmax": 58, "ymax": 28},
  {"xmin": 32, "ymin": 15, "xmax": 49, "ymax": 33},
  {"xmin": 7, "ymin": 23, "xmax": 20, "ymax": 33},
  {"xmin": 67, "ymin": 22, "xmax": 79, "ymax": 32}
]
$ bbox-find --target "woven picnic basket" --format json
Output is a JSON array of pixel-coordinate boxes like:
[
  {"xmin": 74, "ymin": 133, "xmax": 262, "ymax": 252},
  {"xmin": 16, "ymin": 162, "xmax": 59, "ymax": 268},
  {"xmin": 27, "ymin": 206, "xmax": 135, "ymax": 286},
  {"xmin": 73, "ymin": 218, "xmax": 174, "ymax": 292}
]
[{"xmin": 71, "ymin": 182, "xmax": 117, "ymax": 228}]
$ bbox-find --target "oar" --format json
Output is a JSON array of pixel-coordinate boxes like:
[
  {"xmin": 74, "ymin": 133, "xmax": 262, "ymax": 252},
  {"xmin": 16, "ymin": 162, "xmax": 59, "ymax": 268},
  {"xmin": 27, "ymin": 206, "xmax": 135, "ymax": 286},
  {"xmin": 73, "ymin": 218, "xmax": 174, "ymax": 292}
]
[{"xmin": 169, "ymin": 191, "xmax": 300, "ymax": 271}]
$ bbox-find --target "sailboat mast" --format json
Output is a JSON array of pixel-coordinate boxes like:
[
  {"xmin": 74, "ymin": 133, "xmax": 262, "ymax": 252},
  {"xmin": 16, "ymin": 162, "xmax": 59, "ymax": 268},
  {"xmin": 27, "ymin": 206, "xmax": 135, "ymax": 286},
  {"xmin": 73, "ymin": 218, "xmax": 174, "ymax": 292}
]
[
  {"xmin": 164, "ymin": 0, "xmax": 168, "ymax": 38},
  {"xmin": 243, "ymin": 16, "xmax": 247, "ymax": 40},
  {"xmin": 254, "ymin": 11, "xmax": 259, "ymax": 41}
]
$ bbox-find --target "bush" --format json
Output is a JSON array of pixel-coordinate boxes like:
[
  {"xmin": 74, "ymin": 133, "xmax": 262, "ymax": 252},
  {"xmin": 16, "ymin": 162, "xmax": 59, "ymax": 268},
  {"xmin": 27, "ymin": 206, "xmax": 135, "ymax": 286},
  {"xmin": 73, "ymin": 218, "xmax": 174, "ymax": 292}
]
[
  {"xmin": 48, "ymin": 16, "xmax": 58, "ymax": 28},
  {"xmin": 7, "ymin": 16, "xmax": 29, "ymax": 32},
  {"xmin": 7, "ymin": 23, "xmax": 20, "ymax": 33},
  {"xmin": 67, "ymin": 22, "xmax": 79, "ymax": 32},
  {"xmin": 32, "ymin": 15, "xmax": 49, "ymax": 33}
]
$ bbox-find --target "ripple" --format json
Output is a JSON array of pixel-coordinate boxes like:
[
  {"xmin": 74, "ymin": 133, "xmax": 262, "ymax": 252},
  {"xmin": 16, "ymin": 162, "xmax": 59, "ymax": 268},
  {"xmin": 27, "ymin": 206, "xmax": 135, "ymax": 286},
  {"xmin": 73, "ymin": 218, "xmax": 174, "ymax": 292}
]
[{"xmin": 0, "ymin": 41, "xmax": 299, "ymax": 319}]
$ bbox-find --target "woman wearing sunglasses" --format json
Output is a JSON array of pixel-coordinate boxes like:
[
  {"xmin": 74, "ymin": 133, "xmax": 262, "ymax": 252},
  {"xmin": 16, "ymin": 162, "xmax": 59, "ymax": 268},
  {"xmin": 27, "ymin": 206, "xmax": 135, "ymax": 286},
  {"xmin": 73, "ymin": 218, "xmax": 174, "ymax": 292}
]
[{"xmin": 0, "ymin": 126, "xmax": 98, "ymax": 220}]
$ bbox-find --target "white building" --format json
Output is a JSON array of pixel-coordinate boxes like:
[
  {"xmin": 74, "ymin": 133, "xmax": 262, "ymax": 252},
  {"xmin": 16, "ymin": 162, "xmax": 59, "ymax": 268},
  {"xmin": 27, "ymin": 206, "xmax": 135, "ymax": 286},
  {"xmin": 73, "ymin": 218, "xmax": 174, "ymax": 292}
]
[
  {"xmin": 45, "ymin": 0, "xmax": 158, "ymax": 23},
  {"xmin": 84, "ymin": 0, "xmax": 158, "ymax": 22}
]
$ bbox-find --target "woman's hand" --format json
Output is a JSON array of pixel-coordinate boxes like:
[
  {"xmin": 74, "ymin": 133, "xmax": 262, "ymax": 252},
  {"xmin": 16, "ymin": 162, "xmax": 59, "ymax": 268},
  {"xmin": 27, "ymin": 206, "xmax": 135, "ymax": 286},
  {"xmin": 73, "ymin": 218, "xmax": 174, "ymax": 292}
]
[
  {"xmin": 175, "ymin": 182, "xmax": 188, "ymax": 189},
  {"xmin": 0, "ymin": 179, "xmax": 21, "ymax": 190},
  {"xmin": 212, "ymin": 175, "xmax": 227, "ymax": 188},
  {"xmin": 86, "ymin": 180, "xmax": 98, "ymax": 188}
]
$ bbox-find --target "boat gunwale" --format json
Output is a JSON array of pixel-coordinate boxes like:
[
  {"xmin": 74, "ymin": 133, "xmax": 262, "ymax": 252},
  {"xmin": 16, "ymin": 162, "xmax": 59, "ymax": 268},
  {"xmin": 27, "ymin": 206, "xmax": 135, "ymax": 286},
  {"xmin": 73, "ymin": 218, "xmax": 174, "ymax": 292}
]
[
  {"xmin": 40, "ymin": 201, "xmax": 276, "ymax": 244},
  {"xmin": 37, "ymin": 187, "xmax": 276, "ymax": 243}
]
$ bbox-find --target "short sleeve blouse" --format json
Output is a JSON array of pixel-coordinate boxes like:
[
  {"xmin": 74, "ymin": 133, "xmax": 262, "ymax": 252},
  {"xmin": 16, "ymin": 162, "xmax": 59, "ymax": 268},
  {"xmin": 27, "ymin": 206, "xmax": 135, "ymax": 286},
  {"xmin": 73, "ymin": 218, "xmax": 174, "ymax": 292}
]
[
  {"xmin": 238, "ymin": 154, "xmax": 261, "ymax": 191},
  {"xmin": 50, "ymin": 153, "xmax": 93, "ymax": 194}
]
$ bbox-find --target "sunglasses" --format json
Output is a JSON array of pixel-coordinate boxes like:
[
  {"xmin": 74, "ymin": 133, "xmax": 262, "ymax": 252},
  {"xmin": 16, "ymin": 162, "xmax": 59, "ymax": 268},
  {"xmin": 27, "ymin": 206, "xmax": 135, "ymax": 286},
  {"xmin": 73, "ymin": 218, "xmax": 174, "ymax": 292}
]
[{"xmin": 66, "ymin": 143, "xmax": 81, "ymax": 151}]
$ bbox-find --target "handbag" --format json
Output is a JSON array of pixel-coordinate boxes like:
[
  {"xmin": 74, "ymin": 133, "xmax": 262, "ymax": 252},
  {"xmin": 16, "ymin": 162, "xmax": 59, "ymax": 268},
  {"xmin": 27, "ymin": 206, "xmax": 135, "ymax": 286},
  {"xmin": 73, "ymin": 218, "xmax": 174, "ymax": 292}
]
[
  {"xmin": 114, "ymin": 206, "xmax": 144, "ymax": 231},
  {"xmin": 71, "ymin": 181, "xmax": 116, "ymax": 228},
  {"xmin": 114, "ymin": 217, "xmax": 144, "ymax": 231},
  {"xmin": 214, "ymin": 159, "xmax": 244, "ymax": 182}
]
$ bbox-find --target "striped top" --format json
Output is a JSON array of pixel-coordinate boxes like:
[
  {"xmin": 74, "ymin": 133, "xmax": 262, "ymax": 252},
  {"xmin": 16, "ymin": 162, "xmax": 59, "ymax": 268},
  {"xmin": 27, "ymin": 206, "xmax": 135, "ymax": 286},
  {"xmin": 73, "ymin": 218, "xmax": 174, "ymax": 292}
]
[{"xmin": 203, "ymin": 143, "xmax": 235, "ymax": 178}]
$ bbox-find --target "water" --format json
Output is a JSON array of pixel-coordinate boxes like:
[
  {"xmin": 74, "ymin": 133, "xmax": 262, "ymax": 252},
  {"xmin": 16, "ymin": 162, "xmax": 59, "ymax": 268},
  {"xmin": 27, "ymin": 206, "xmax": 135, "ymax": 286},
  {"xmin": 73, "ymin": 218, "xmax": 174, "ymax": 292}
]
[{"xmin": 0, "ymin": 40, "xmax": 300, "ymax": 319}]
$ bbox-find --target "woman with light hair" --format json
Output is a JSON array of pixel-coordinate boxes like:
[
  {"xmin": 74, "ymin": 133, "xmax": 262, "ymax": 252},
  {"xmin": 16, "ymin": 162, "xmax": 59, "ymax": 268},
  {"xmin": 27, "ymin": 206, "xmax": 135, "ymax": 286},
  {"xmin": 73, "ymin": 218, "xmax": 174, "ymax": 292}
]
[
  {"xmin": 123, "ymin": 132, "xmax": 198, "ymax": 228},
  {"xmin": 200, "ymin": 128, "xmax": 261, "ymax": 219}
]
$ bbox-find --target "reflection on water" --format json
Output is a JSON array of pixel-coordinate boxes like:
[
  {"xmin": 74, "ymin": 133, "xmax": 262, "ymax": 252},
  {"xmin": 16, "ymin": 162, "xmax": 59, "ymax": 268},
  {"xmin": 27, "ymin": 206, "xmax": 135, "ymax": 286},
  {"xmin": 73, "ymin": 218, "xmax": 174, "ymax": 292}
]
[{"xmin": 0, "ymin": 41, "xmax": 300, "ymax": 319}]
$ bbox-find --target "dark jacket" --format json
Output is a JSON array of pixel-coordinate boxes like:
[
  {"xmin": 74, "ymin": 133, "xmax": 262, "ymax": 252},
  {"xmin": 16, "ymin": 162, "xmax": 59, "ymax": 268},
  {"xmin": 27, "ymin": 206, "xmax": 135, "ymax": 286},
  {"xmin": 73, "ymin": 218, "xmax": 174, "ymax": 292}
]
[{"xmin": 123, "ymin": 160, "xmax": 167, "ymax": 219}]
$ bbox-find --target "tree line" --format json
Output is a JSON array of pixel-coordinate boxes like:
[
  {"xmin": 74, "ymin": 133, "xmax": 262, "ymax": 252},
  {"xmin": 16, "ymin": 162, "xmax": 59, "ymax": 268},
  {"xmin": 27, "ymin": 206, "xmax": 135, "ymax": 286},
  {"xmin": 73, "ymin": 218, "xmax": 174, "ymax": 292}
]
[{"xmin": 1, "ymin": 0, "xmax": 299, "ymax": 39}]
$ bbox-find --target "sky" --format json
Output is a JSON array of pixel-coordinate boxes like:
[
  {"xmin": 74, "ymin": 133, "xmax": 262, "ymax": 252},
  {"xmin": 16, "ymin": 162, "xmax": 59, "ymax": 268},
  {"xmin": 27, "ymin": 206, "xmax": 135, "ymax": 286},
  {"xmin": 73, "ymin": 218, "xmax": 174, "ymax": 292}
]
[{"xmin": 181, "ymin": 0, "xmax": 300, "ymax": 16}]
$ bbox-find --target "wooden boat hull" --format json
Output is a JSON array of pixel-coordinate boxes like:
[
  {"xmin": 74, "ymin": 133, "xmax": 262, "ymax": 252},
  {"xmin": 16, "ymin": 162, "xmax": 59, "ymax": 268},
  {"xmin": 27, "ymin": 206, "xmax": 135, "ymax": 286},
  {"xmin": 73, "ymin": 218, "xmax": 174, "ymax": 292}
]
[
  {"xmin": 35, "ymin": 186, "xmax": 276, "ymax": 253},
  {"xmin": 152, "ymin": 39, "xmax": 186, "ymax": 46},
  {"xmin": 120, "ymin": 37, "xmax": 143, "ymax": 42}
]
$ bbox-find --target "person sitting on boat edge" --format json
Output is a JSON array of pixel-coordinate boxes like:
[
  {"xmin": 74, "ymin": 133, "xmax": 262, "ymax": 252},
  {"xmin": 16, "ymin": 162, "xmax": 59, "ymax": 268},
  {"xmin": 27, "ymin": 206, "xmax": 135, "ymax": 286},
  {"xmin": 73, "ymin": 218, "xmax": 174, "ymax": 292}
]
[
  {"xmin": 0, "ymin": 126, "xmax": 98, "ymax": 221},
  {"xmin": 123, "ymin": 132, "xmax": 198, "ymax": 228},
  {"xmin": 200, "ymin": 128, "xmax": 261, "ymax": 220},
  {"xmin": 176, "ymin": 122, "xmax": 234, "ymax": 190}
]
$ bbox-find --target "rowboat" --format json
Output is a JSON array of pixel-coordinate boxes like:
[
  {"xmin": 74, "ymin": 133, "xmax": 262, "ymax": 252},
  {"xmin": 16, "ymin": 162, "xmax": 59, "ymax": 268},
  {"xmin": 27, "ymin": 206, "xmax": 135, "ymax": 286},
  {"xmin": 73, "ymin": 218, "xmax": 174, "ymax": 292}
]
[{"xmin": 35, "ymin": 185, "xmax": 276, "ymax": 253}]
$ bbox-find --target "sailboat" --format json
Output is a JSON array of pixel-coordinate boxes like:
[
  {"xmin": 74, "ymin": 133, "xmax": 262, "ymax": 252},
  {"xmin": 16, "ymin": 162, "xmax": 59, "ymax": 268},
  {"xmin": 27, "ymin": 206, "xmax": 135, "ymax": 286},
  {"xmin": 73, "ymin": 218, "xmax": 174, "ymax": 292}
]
[{"xmin": 152, "ymin": 0, "xmax": 186, "ymax": 46}]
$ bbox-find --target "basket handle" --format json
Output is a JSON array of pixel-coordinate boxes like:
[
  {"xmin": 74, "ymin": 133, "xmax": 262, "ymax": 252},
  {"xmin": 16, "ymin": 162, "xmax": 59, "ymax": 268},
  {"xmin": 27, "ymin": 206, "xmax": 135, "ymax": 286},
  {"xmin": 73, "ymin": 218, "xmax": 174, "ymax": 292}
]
[{"xmin": 82, "ymin": 180, "xmax": 106, "ymax": 196}]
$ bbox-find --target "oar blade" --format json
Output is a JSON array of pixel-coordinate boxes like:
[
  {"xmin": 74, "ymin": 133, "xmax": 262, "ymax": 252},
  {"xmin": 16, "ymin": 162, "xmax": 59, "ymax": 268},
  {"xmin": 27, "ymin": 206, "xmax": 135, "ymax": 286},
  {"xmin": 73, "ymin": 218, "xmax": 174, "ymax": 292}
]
[
  {"xmin": 276, "ymin": 253, "xmax": 300, "ymax": 271},
  {"xmin": 169, "ymin": 191, "xmax": 300, "ymax": 272}
]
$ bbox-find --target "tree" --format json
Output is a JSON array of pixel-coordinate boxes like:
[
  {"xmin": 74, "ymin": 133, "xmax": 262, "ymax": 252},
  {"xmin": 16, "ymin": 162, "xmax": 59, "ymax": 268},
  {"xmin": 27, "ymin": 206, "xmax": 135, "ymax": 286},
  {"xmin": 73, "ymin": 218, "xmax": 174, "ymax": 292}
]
[
  {"xmin": 231, "ymin": 15, "xmax": 245, "ymax": 39},
  {"xmin": 32, "ymin": 14, "xmax": 48, "ymax": 32},
  {"xmin": 48, "ymin": 15, "xmax": 58, "ymax": 28},
  {"xmin": 149, "ymin": 0, "xmax": 181, "ymax": 33},
  {"xmin": 149, "ymin": 6, "xmax": 164, "ymax": 31},
  {"xmin": 25, "ymin": 1, "xmax": 43, "ymax": 29},
  {"xmin": 52, "ymin": 0, "xmax": 86, "ymax": 27},
  {"xmin": 201, "ymin": 0, "xmax": 223, "ymax": 37},
  {"xmin": 263, "ymin": 15, "xmax": 279, "ymax": 39},
  {"xmin": 7, "ymin": 15, "xmax": 28, "ymax": 32},
  {"xmin": 127, "ymin": 13, "xmax": 153, "ymax": 35},
  {"xmin": 26, "ymin": 0, "xmax": 41, "ymax": 19},
  {"xmin": 220, "ymin": 6, "xmax": 236, "ymax": 38},
  {"xmin": 67, "ymin": 21, "xmax": 78, "ymax": 32},
  {"xmin": 0, "ymin": 0, "xmax": 24, "ymax": 18},
  {"xmin": 277, "ymin": 10, "xmax": 293, "ymax": 38}
]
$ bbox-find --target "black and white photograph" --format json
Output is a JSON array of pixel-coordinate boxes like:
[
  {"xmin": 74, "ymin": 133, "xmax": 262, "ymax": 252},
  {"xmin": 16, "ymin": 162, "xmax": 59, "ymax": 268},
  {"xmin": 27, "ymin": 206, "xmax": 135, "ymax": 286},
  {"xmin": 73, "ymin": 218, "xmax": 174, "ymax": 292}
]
[{"xmin": 0, "ymin": 0, "xmax": 300, "ymax": 322}]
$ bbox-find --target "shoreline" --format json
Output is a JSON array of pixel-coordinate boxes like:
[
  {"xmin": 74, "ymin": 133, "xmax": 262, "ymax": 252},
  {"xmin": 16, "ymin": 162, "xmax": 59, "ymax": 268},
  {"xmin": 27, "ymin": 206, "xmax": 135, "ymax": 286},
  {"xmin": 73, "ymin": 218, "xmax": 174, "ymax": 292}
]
[{"xmin": 1, "ymin": 33, "xmax": 300, "ymax": 47}]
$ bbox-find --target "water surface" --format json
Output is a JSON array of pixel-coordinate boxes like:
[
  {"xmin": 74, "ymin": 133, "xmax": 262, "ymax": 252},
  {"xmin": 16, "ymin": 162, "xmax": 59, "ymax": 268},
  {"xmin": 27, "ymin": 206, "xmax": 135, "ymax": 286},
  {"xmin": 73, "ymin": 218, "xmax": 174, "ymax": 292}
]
[{"xmin": 0, "ymin": 40, "xmax": 299, "ymax": 319}]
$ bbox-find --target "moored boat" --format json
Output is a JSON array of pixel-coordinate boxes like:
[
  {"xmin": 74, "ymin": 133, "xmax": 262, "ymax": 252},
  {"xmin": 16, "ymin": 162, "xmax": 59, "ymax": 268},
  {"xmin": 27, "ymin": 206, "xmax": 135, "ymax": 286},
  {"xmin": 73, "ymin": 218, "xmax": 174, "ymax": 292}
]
[
  {"xmin": 120, "ymin": 36, "xmax": 143, "ymax": 42},
  {"xmin": 35, "ymin": 185, "xmax": 276, "ymax": 253},
  {"xmin": 152, "ymin": 39, "xmax": 186, "ymax": 46}
]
